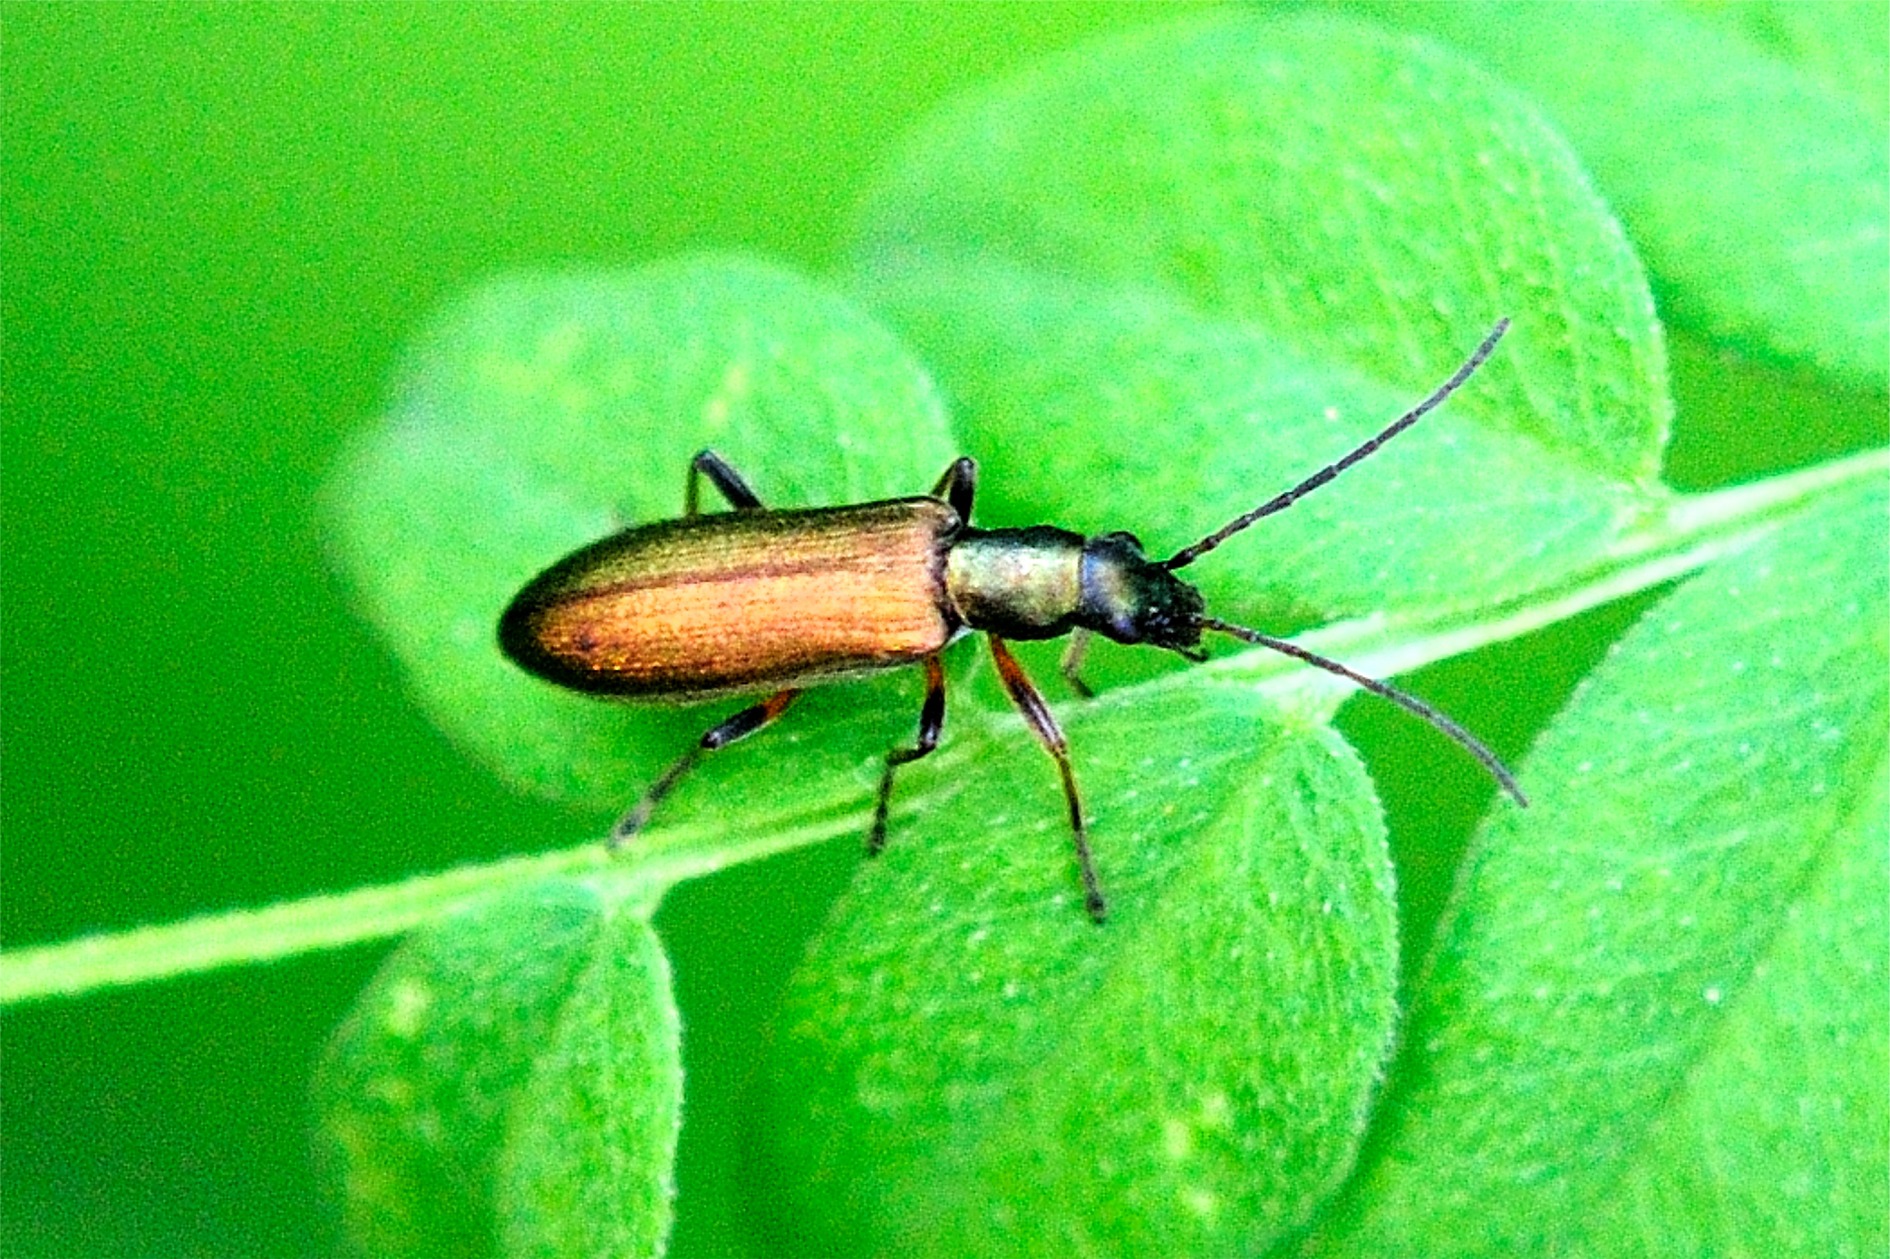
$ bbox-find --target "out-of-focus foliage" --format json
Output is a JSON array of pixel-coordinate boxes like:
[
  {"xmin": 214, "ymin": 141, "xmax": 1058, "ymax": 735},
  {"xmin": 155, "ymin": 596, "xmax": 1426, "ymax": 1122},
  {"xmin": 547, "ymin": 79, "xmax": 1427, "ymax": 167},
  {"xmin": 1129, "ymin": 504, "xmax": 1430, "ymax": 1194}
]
[{"xmin": 6, "ymin": 5, "xmax": 1882, "ymax": 1258}]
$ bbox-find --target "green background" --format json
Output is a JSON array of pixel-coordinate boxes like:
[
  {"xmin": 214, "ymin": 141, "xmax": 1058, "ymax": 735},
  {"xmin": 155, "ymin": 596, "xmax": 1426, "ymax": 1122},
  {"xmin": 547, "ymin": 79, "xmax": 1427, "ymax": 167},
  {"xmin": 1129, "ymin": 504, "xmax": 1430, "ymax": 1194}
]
[
  {"xmin": 6, "ymin": 8, "xmax": 1216, "ymax": 1255},
  {"xmin": 3, "ymin": 4, "xmax": 1881, "ymax": 1257}
]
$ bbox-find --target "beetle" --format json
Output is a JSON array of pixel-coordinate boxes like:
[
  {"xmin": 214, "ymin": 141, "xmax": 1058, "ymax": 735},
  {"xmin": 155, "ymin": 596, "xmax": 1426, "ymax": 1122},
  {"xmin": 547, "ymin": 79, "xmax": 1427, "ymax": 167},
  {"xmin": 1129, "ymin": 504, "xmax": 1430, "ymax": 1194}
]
[{"xmin": 499, "ymin": 319, "xmax": 1523, "ymax": 921}]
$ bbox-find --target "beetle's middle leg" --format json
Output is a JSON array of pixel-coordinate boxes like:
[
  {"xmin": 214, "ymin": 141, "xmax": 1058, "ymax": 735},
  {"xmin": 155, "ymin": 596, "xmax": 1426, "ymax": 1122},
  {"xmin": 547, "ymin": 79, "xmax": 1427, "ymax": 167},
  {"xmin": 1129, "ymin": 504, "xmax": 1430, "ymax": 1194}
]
[
  {"xmin": 867, "ymin": 655, "xmax": 947, "ymax": 856},
  {"xmin": 988, "ymin": 636, "xmax": 1106, "ymax": 923},
  {"xmin": 685, "ymin": 449, "xmax": 764, "ymax": 516},
  {"xmin": 610, "ymin": 689, "xmax": 800, "ymax": 848}
]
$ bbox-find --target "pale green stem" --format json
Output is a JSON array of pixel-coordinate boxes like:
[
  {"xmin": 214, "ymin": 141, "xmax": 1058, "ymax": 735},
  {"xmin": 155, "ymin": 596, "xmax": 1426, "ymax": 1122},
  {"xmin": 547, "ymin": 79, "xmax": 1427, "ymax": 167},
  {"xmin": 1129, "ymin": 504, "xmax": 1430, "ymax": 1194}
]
[
  {"xmin": 4, "ymin": 449, "xmax": 1883, "ymax": 1006},
  {"xmin": 1205, "ymin": 449, "xmax": 1888, "ymax": 707}
]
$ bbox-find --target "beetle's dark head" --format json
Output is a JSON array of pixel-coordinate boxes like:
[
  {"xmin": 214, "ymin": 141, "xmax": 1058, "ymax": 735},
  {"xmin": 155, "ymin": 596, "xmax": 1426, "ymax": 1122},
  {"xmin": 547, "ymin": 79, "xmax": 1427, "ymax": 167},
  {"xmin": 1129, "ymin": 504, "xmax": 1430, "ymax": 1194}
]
[{"xmin": 1076, "ymin": 531, "xmax": 1207, "ymax": 655}]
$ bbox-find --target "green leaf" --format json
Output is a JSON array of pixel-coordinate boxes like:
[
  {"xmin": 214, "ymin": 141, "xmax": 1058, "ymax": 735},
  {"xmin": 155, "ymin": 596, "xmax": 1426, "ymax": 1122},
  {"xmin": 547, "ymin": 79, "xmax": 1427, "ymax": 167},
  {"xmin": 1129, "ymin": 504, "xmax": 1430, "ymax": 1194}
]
[
  {"xmin": 846, "ymin": 10, "xmax": 1671, "ymax": 645},
  {"xmin": 326, "ymin": 254, "xmax": 959, "ymax": 828},
  {"xmin": 313, "ymin": 880, "xmax": 682, "ymax": 1259},
  {"xmin": 1314, "ymin": 479, "xmax": 1888, "ymax": 1256},
  {"xmin": 1585, "ymin": 763, "xmax": 1888, "ymax": 1258},
  {"xmin": 1678, "ymin": 0, "xmax": 1890, "ymax": 126},
  {"xmin": 1353, "ymin": 0, "xmax": 1890, "ymax": 388},
  {"xmin": 761, "ymin": 680, "xmax": 1397, "ymax": 1258}
]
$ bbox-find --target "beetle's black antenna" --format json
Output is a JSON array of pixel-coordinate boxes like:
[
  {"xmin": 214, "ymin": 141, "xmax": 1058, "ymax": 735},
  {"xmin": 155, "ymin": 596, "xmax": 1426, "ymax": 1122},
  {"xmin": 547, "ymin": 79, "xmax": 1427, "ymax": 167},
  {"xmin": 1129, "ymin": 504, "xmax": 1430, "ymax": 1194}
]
[
  {"xmin": 1200, "ymin": 616, "xmax": 1528, "ymax": 806},
  {"xmin": 1163, "ymin": 319, "xmax": 1510, "ymax": 571}
]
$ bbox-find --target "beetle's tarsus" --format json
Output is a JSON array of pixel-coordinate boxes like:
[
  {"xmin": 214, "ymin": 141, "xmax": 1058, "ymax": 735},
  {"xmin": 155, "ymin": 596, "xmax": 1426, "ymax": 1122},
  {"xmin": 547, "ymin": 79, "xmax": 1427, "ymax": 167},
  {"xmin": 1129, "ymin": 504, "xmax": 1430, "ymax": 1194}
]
[
  {"xmin": 1059, "ymin": 629, "xmax": 1096, "ymax": 698},
  {"xmin": 866, "ymin": 769, "xmax": 900, "ymax": 855},
  {"xmin": 609, "ymin": 750, "xmax": 695, "ymax": 850},
  {"xmin": 867, "ymin": 654, "xmax": 947, "ymax": 857},
  {"xmin": 608, "ymin": 798, "xmax": 659, "ymax": 851}
]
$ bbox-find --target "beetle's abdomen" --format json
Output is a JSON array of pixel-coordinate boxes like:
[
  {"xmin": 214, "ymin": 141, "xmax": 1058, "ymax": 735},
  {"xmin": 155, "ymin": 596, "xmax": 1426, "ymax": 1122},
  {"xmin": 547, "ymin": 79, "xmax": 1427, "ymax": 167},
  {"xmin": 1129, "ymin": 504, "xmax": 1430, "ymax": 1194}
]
[{"xmin": 500, "ymin": 499, "xmax": 959, "ymax": 698}]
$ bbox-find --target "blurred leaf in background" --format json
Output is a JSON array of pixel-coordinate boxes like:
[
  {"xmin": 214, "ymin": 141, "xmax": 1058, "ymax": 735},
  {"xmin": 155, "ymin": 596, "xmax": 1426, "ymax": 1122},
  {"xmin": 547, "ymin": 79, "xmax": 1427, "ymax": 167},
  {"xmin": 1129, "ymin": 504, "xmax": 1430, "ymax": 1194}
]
[
  {"xmin": 1345, "ymin": 0, "xmax": 1888, "ymax": 390},
  {"xmin": 315, "ymin": 881, "xmax": 682, "ymax": 1259}
]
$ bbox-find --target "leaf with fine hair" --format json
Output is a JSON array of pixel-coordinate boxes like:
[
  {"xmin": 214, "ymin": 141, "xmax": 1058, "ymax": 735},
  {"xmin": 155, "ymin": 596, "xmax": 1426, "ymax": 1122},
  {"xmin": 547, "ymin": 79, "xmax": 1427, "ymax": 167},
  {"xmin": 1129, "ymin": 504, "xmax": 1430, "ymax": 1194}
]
[
  {"xmin": 762, "ymin": 681, "xmax": 1397, "ymax": 1258},
  {"xmin": 314, "ymin": 880, "xmax": 682, "ymax": 1259},
  {"xmin": 849, "ymin": 11, "xmax": 1672, "ymax": 645},
  {"xmin": 1315, "ymin": 479, "xmax": 1888, "ymax": 1257}
]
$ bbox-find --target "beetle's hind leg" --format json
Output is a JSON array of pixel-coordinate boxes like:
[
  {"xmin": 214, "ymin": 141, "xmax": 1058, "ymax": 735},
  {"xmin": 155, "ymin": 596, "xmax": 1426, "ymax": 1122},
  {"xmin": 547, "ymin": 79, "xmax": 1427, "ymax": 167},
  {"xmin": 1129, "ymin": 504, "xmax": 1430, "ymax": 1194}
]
[
  {"xmin": 868, "ymin": 655, "xmax": 947, "ymax": 856},
  {"xmin": 610, "ymin": 689, "xmax": 800, "ymax": 848},
  {"xmin": 685, "ymin": 449, "xmax": 764, "ymax": 516}
]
